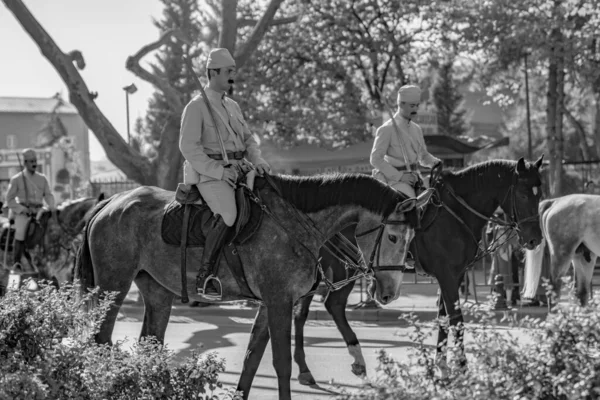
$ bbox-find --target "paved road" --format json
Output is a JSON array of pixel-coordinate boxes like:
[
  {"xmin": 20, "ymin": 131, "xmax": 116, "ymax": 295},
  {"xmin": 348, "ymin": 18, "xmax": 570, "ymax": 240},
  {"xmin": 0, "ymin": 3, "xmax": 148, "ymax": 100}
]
[
  {"xmin": 112, "ymin": 305, "xmax": 531, "ymax": 400},
  {"xmin": 113, "ymin": 313, "xmax": 429, "ymax": 399}
]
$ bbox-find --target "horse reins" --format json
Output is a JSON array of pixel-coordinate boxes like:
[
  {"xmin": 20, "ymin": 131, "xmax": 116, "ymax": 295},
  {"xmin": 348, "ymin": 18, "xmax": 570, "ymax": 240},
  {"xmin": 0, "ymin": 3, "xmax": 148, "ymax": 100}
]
[
  {"xmin": 428, "ymin": 171, "xmax": 539, "ymax": 268},
  {"xmin": 242, "ymin": 175, "xmax": 411, "ymax": 294}
]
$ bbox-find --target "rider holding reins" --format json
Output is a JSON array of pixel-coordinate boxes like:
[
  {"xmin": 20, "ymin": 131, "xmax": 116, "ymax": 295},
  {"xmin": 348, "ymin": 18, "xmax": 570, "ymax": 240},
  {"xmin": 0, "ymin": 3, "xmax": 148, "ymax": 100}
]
[
  {"xmin": 370, "ymin": 85, "xmax": 442, "ymax": 265},
  {"xmin": 5, "ymin": 148, "xmax": 56, "ymax": 270},
  {"xmin": 179, "ymin": 48, "xmax": 271, "ymax": 299}
]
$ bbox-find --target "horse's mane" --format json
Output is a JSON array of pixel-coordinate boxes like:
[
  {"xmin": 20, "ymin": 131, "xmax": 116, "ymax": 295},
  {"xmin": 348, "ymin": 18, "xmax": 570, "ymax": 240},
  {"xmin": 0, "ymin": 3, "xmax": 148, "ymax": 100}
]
[
  {"xmin": 266, "ymin": 173, "xmax": 407, "ymax": 217},
  {"xmin": 440, "ymin": 159, "xmax": 517, "ymax": 193}
]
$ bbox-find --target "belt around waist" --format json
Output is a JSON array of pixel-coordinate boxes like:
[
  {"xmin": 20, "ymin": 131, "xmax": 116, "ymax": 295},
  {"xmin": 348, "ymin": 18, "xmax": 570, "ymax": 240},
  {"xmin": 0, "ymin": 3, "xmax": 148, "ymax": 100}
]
[
  {"xmin": 394, "ymin": 164, "xmax": 418, "ymax": 172},
  {"xmin": 207, "ymin": 151, "xmax": 247, "ymax": 161}
]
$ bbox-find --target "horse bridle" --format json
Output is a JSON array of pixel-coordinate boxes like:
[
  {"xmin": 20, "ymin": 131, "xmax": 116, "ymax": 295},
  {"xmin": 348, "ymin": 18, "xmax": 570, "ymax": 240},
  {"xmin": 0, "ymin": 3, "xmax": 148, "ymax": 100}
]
[
  {"xmin": 355, "ymin": 217, "xmax": 412, "ymax": 274},
  {"xmin": 246, "ymin": 176, "xmax": 415, "ymax": 280},
  {"xmin": 426, "ymin": 171, "xmax": 540, "ymax": 265}
]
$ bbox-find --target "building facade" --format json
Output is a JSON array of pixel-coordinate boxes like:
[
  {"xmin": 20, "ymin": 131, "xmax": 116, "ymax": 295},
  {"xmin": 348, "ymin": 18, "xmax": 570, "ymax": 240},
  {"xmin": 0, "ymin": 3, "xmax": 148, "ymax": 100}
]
[{"xmin": 0, "ymin": 95, "xmax": 91, "ymax": 203}]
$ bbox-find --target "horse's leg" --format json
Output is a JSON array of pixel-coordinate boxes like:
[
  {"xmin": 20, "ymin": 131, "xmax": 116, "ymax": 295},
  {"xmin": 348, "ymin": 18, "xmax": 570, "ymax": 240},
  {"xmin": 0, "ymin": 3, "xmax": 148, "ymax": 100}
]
[
  {"xmin": 435, "ymin": 287, "xmax": 449, "ymax": 371},
  {"xmin": 435, "ymin": 273, "xmax": 464, "ymax": 370},
  {"xmin": 572, "ymin": 252, "xmax": 596, "ymax": 306},
  {"xmin": 135, "ymin": 271, "xmax": 174, "ymax": 343},
  {"xmin": 547, "ymin": 245, "xmax": 576, "ymax": 305},
  {"xmin": 237, "ymin": 304, "xmax": 270, "ymax": 400},
  {"xmin": 324, "ymin": 281, "xmax": 366, "ymax": 377},
  {"xmin": 267, "ymin": 299, "xmax": 294, "ymax": 400},
  {"xmin": 293, "ymin": 294, "xmax": 316, "ymax": 385},
  {"xmin": 94, "ymin": 271, "xmax": 137, "ymax": 345}
]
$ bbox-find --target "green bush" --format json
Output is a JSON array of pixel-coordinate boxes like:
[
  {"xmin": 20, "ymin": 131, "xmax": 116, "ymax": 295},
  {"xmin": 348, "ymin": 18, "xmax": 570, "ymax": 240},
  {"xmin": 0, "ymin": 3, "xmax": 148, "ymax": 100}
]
[
  {"xmin": 0, "ymin": 282, "xmax": 237, "ymax": 400},
  {"xmin": 337, "ymin": 284, "xmax": 600, "ymax": 400}
]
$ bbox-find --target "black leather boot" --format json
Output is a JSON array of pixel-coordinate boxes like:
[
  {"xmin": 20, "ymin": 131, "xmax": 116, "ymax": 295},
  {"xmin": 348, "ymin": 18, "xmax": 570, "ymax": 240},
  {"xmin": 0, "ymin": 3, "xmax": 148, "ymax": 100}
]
[
  {"xmin": 197, "ymin": 215, "xmax": 230, "ymax": 299},
  {"xmin": 12, "ymin": 239, "xmax": 25, "ymax": 270}
]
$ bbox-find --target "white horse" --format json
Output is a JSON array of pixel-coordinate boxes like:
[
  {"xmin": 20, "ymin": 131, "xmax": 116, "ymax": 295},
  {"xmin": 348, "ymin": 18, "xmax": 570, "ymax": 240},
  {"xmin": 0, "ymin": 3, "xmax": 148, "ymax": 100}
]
[{"xmin": 522, "ymin": 194, "xmax": 600, "ymax": 306}]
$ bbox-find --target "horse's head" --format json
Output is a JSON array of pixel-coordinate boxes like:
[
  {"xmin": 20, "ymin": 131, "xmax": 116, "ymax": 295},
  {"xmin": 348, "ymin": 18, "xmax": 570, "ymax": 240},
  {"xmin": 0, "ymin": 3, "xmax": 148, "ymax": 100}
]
[
  {"xmin": 36, "ymin": 193, "xmax": 106, "ymax": 285},
  {"xmin": 356, "ymin": 190, "xmax": 430, "ymax": 305},
  {"xmin": 502, "ymin": 155, "xmax": 544, "ymax": 250}
]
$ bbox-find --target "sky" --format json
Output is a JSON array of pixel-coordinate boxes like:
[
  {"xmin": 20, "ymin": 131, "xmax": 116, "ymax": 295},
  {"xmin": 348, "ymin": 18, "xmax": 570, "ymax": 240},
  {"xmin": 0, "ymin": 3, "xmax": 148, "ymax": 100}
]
[{"xmin": 0, "ymin": 0, "xmax": 168, "ymax": 161}]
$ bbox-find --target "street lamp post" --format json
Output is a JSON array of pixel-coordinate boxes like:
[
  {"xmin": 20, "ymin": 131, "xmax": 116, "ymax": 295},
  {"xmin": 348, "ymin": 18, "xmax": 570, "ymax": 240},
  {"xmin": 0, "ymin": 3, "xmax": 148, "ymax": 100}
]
[{"xmin": 123, "ymin": 83, "xmax": 138, "ymax": 144}]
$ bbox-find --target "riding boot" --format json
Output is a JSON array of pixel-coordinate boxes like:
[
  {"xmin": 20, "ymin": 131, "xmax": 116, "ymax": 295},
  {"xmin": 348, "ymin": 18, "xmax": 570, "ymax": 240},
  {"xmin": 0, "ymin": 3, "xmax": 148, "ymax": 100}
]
[
  {"xmin": 12, "ymin": 239, "xmax": 25, "ymax": 270},
  {"xmin": 197, "ymin": 215, "xmax": 230, "ymax": 298}
]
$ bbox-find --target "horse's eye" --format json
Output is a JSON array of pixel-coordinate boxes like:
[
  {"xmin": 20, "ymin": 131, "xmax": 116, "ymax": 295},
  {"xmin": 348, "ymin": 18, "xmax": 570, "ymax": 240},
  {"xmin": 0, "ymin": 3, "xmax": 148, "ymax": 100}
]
[{"xmin": 388, "ymin": 235, "xmax": 397, "ymax": 243}]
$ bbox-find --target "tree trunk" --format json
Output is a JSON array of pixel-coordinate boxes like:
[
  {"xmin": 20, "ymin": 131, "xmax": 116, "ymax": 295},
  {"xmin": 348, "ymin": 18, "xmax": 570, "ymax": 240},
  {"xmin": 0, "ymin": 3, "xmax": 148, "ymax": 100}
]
[
  {"xmin": 234, "ymin": 0, "xmax": 285, "ymax": 68},
  {"xmin": 565, "ymin": 109, "xmax": 591, "ymax": 161},
  {"xmin": 219, "ymin": 0, "xmax": 238, "ymax": 54},
  {"xmin": 3, "ymin": 0, "xmax": 157, "ymax": 185},
  {"xmin": 594, "ymin": 93, "xmax": 600, "ymax": 159},
  {"xmin": 546, "ymin": 27, "xmax": 564, "ymax": 198}
]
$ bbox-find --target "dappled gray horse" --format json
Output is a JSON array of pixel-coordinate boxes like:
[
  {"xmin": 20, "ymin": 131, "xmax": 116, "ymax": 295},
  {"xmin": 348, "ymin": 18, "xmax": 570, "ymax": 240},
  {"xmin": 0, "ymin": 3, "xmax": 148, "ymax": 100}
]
[
  {"xmin": 523, "ymin": 194, "xmax": 600, "ymax": 306},
  {"xmin": 75, "ymin": 173, "xmax": 429, "ymax": 400}
]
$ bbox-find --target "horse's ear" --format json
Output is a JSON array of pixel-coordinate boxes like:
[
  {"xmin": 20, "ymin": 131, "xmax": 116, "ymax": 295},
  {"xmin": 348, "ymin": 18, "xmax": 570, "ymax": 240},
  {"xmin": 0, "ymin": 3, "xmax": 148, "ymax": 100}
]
[
  {"xmin": 396, "ymin": 198, "xmax": 417, "ymax": 214},
  {"xmin": 97, "ymin": 192, "xmax": 105, "ymax": 202},
  {"xmin": 516, "ymin": 157, "xmax": 527, "ymax": 173},
  {"xmin": 534, "ymin": 154, "xmax": 544, "ymax": 170}
]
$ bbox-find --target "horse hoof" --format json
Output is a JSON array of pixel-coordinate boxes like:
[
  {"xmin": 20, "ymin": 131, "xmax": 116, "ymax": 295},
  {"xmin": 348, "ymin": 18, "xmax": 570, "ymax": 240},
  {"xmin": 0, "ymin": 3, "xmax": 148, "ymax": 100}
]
[
  {"xmin": 298, "ymin": 372, "xmax": 316, "ymax": 386},
  {"xmin": 351, "ymin": 362, "xmax": 366, "ymax": 377}
]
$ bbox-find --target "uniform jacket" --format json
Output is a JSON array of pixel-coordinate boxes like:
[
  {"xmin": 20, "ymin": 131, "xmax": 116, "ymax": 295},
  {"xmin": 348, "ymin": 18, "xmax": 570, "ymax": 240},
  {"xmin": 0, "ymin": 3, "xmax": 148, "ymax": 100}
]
[
  {"xmin": 6, "ymin": 170, "xmax": 55, "ymax": 214},
  {"xmin": 370, "ymin": 113, "xmax": 440, "ymax": 182},
  {"xmin": 179, "ymin": 87, "xmax": 267, "ymax": 183}
]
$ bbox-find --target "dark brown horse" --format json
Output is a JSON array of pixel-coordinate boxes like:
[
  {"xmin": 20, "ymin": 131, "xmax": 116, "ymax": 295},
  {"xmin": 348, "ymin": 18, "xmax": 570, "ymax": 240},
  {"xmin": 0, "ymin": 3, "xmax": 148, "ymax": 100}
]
[
  {"xmin": 290, "ymin": 158, "xmax": 544, "ymax": 383},
  {"xmin": 0, "ymin": 194, "xmax": 104, "ymax": 290},
  {"xmin": 75, "ymin": 173, "xmax": 430, "ymax": 400}
]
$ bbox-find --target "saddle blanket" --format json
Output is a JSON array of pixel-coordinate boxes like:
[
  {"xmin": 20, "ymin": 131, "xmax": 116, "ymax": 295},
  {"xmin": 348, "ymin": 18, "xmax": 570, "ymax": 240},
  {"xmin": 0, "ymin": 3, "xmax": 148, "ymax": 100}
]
[
  {"xmin": 160, "ymin": 188, "xmax": 264, "ymax": 248},
  {"xmin": 161, "ymin": 202, "xmax": 211, "ymax": 247}
]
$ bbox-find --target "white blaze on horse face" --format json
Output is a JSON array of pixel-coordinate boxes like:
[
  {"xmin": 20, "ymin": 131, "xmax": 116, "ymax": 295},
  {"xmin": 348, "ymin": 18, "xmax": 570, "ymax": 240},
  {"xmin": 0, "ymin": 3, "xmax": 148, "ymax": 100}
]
[{"xmin": 533, "ymin": 186, "xmax": 538, "ymax": 196}]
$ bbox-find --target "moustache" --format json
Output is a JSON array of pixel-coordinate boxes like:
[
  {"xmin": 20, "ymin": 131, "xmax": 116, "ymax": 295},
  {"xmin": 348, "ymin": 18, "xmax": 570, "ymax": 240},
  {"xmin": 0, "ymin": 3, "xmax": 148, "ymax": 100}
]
[{"xmin": 228, "ymin": 79, "xmax": 235, "ymax": 84}]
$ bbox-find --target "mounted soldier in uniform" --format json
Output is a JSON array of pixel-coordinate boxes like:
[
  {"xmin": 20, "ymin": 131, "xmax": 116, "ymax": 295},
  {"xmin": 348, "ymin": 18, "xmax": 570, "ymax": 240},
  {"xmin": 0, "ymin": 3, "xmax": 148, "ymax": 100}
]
[
  {"xmin": 179, "ymin": 48, "xmax": 271, "ymax": 299},
  {"xmin": 370, "ymin": 85, "xmax": 442, "ymax": 265},
  {"xmin": 5, "ymin": 148, "xmax": 56, "ymax": 271}
]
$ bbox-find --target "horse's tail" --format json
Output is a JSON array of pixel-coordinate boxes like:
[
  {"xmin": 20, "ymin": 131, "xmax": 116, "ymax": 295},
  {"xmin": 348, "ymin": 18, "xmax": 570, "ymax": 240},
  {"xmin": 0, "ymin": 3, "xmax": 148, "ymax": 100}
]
[
  {"xmin": 521, "ymin": 199, "xmax": 554, "ymax": 299},
  {"xmin": 75, "ymin": 197, "xmax": 113, "ymax": 292}
]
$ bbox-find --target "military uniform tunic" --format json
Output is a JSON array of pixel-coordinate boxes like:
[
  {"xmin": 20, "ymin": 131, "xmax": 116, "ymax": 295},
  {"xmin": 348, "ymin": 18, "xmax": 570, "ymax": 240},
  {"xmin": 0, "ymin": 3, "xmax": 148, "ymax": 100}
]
[
  {"xmin": 370, "ymin": 113, "xmax": 440, "ymax": 197},
  {"xmin": 5, "ymin": 170, "xmax": 56, "ymax": 240},
  {"xmin": 179, "ymin": 87, "xmax": 268, "ymax": 226}
]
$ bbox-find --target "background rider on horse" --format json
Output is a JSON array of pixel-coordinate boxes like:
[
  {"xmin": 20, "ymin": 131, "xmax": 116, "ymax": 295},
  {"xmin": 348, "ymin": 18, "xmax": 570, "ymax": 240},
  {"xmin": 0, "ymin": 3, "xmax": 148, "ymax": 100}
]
[
  {"xmin": 5, "ymin": 148, "xmax": 56, "ymax": 271},
  {"xmin": 370, "ymin": 84, "xmax": 442, "ymax": 265},
  {"xmin": 179, "ymin": 48, "xmax": 271, "ymax": 299}
]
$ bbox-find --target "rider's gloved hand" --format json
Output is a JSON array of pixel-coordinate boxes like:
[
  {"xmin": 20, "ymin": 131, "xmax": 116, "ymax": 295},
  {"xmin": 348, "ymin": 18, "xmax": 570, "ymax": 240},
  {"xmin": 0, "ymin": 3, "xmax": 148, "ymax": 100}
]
[
  {"xmin": 222, "ymin": 165, "xmax": 239, "ymax": 188},
  {"xmin": 255, "ymin": 164, "xmax": 271, "ymax": 176}
]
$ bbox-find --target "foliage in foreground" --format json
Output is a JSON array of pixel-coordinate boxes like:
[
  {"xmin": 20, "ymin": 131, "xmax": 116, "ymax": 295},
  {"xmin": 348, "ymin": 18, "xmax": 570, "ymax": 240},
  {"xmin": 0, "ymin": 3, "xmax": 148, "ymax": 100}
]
[
  {"xmin": 338, "ymin": 283, "xmax": 600, "ymax": 400},
  {"xmin": 0, "ymin": 282, "xmax": 237, "ymax": 400}
]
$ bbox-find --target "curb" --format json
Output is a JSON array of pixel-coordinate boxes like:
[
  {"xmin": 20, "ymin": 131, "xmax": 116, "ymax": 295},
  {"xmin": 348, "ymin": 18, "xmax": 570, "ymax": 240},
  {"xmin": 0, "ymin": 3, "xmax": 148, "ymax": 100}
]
[{"xmin": 119, "ymin": 301, "xmax": 550, "ymax": 323}]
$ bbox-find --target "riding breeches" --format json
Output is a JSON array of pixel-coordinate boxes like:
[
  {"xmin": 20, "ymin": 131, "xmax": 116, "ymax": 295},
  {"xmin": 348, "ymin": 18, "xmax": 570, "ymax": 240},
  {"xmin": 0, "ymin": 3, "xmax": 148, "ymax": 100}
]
[
  {"xmin": 12, "ymin": 214, "xmax": 30, "ymax": 241},
  {"xmin": 373, "ymin": 171, "xmax": 417, "ymax": 198}
]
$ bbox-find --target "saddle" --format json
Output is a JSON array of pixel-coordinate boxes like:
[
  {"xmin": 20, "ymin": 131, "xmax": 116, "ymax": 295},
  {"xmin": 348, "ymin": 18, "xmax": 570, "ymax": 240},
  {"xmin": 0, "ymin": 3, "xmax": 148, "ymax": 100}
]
[{"xmin": 160, "ymin": 181, "xmax": 265, "ymax": 303}]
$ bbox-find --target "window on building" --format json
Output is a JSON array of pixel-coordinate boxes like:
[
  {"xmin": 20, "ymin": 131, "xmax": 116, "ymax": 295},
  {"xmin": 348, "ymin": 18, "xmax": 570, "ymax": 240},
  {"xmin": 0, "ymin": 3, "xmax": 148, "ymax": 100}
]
[{"xmin": 6, "ymin": 135, "xmax": 16, "ymax": 149}]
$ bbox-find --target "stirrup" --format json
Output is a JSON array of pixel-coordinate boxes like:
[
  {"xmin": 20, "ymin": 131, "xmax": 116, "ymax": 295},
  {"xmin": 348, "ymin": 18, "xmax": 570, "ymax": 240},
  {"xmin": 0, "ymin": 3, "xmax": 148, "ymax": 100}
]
[{"xmin": 196, "ymin": 274, "xmax": 222, "ymax": 300}]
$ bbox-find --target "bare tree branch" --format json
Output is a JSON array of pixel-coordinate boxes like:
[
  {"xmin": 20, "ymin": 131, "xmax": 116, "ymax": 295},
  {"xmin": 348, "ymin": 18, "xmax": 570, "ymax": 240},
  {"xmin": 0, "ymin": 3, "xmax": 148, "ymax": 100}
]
[
  {"xmin": 238, "ymin": 15, "xmax": 299, "ymax": 28},
  {"xmin": 235, "ymin": 0, "xmax": 285, "ymax": 69},
  {"xmin": 3, "ymin": 0, "xmax": 154, "ymax": 184},
  {"xmin": 125, "ymin": 29, "xmax": 187, "ymax": 110}
]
